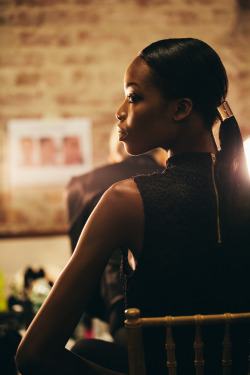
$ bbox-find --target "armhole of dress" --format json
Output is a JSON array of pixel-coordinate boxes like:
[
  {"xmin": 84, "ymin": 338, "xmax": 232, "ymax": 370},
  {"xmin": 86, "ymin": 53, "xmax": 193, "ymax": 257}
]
[{"xmin": 131, "ymin": 176, "xmax": 147, "ymax": 273}]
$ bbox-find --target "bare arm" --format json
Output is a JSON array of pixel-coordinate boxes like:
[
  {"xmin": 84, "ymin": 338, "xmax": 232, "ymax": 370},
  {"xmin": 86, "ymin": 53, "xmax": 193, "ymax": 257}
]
[{"xmin": 16, "ymin": 179, "xmax": 144, "ymax": 375}]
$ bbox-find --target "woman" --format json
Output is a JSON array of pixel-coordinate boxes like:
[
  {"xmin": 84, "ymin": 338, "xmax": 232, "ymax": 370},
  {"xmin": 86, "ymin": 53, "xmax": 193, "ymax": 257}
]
[{"xmin": 16, "ymin": 39, "xmax": 250, "ymax": 375}]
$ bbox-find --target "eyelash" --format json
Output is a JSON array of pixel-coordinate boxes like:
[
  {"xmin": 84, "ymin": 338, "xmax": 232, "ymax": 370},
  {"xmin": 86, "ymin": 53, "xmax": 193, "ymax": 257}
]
[{"xmin": 127, "ymin": 93, "xmax": 138, "ymax": 103}]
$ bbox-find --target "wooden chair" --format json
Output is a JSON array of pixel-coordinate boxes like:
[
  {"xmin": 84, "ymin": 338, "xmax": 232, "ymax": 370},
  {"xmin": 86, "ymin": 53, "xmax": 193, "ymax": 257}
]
[{"xmin": 125, "ymin": 308, "xmax": 250, "ymax": 375}]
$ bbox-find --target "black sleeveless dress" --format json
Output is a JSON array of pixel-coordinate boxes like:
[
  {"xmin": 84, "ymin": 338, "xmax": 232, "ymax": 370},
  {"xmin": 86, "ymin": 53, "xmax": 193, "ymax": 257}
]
[{"xmin": 121, "ymin": 152, "xmax": 250, "ymax": 375}]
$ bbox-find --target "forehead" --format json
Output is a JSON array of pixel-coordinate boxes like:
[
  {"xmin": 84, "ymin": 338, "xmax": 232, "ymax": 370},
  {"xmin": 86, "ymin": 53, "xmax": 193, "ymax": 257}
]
[{"xmin": 124, "ymin": 56, "xmax": 154, "ymax": 90}]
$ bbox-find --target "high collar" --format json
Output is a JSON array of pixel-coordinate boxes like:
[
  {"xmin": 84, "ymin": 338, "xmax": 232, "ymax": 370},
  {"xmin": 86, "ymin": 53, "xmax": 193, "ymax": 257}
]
[{"xmin": 166, "ymin": 152, "xmax": 215, "ymax": 169}]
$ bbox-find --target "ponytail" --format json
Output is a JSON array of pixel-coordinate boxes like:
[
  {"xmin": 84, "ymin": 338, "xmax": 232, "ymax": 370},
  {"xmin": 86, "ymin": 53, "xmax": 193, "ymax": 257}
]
[
  {"xmin": 218, "ymin": 101, "xmax": 248, "ymax": 186},
  {"xmin": 218, "ymin": 102, "xmax": 245, "ymax": 165},
  {"xmin": 216, "ymin": 102, "xmax": 250, "ymax": 233}
]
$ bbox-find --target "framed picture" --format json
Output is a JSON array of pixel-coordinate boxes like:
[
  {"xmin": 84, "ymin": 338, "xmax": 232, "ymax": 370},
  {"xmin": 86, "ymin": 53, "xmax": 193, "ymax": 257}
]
[{"xmin": 8, "ymin": 118, "xmax": 92, "ymax": 187}]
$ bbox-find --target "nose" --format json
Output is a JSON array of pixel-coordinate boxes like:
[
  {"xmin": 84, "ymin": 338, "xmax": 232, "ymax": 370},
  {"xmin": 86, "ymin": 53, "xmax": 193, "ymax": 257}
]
[
  {"xmin": 116, "ymin": 111, "xmax": 126, "ymax": 121},
  {"xmin": 116, "ymin": 102, "xmax": 127, "ymax": 121}
]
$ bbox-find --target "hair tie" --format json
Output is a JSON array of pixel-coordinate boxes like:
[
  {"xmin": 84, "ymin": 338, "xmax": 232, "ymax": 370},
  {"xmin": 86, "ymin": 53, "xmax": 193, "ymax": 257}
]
[{"xmin": 217, "ymin": 101, "xmax": 234, "ymax": 121}]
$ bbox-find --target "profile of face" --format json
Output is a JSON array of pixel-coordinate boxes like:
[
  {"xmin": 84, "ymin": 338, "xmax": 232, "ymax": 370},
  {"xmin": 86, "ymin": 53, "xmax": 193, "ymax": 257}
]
[
  {"xmin": 116, "ymin": 39, "xmax": 228, "ymax": 156},
  {"xmin": 116, "ymin": 56, "xmax": 177, "ymax": 156}
]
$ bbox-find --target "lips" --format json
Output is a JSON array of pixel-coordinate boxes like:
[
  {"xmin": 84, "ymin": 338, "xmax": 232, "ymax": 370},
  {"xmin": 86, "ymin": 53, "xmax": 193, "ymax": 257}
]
[{"xmin": 117, "ymin": 127, "xmax": 128, "ymax": 141}]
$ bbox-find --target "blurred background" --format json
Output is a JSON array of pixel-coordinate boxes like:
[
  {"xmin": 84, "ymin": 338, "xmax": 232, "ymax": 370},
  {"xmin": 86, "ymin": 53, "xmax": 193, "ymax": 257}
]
[
  {"xmin": 0, "ymin": 0, "xmax": 249, "ymax": 365},
  {"xmin": 0, "ymin": 0, "xmax": 250, "ymax": 236}
]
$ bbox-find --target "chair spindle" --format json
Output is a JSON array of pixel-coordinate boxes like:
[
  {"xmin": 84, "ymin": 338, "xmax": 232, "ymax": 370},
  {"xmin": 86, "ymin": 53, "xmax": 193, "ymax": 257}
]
[
  {"xmin": 194, "ymin": 317, "xmax": 205, "ymax": 375},
  {"xmin": 222, "ymin": 317, "xmax": 232, "ymax": 375},
  {"xmin": 248, "ymin": 338, "xmax": 250, "ymax": 375},
  {"xmin": 165, "ymin": 321, "xmax": 177, "ymax": 375},
  {"xmin": 125, "ymin": 308, "xmax": 146, "ymax": 375}
]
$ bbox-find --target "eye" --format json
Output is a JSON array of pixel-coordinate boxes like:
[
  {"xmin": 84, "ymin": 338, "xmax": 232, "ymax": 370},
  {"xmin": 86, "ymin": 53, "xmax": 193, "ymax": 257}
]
[{"xmin": 127, "ymin": 93, "xmax": 139, "ymax": 103}]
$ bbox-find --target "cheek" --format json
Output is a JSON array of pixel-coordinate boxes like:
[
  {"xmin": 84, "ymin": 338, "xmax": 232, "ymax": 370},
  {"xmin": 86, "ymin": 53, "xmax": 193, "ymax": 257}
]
[{"xmin": 128, "ymin": 107, "xmax": 157, "ymax": 132}]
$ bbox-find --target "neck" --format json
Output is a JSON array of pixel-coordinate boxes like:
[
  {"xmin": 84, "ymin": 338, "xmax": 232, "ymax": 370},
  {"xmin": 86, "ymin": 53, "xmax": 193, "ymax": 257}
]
[{"xmin": 168, "ymin": 117, "xmax": 218, "ymax": 158}]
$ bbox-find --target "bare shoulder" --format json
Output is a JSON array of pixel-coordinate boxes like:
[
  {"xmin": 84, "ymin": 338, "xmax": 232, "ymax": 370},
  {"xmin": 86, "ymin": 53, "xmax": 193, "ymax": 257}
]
[
  {"xmin": 98, "ymin": 177, "xmax": 144, "ymax": 228},
  {"xmin": 108, "ymin": 178, "xmax": 144, "ymax": 255},
  {"xmin": 105, "ymin": 178, "xmax": 142, "ymax": 204},
  {"xmin": 85, "ymin": 178, "xmax": 144, "ymax": 255}
]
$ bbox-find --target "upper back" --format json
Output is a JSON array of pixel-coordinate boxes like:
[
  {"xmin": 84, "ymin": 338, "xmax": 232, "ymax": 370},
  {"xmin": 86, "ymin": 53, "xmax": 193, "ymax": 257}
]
[{"xmin": 123, "ymin": 152, "xmax": 250, "ymax": 317}]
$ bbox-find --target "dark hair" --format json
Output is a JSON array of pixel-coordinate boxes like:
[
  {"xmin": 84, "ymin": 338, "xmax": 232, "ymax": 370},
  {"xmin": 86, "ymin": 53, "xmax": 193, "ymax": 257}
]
[
  {"xmin": 140, "ymin": 38, "xmax": 250, "ymax": 234},
  {"xmin": 218, "ymin": 115, "xmax": 250, "ymax": 232},
  {"xmin": 140, "ymin": 38, "xmax": 228, "ymax": 128}
]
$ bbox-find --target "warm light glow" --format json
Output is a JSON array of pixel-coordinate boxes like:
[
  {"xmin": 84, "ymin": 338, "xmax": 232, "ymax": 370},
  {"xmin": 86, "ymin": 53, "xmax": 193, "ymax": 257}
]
[{"xmin": 243, "ymin": 138, "xmax": 250, "ymax": 177}]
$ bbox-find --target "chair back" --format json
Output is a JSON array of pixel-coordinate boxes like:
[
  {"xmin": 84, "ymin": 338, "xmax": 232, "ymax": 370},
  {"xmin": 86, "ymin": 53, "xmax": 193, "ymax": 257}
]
[{"xmin": 125, "ymin": 308, "xmax": 250, "ymax": 375}]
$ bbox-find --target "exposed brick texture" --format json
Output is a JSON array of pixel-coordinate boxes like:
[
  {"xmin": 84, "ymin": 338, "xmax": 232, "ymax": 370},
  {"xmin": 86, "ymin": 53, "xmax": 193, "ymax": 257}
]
[
  {"xmin": 0, "ymin": 52, "xmax": 45, "ymax": 67},
  {"xmin": 15, "ymin": 72, "xmax": 41, "ymax": 85},
  {"xmin": 0, "ymin": 0, "xmax": 249, "ymax": 234}
]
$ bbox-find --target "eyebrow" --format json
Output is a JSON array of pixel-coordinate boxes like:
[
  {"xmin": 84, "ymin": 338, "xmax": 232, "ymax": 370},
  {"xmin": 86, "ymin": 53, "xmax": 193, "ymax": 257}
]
[{"xmin": 125, "ymin": 82, "xmax": 141, "ymax": 89}]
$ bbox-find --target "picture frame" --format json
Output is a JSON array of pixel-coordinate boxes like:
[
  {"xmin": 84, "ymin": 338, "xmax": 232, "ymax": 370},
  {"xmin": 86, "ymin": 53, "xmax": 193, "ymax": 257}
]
[{"xmin": 8, "ymin": 118, "xmax": 92, "ymax": 188}]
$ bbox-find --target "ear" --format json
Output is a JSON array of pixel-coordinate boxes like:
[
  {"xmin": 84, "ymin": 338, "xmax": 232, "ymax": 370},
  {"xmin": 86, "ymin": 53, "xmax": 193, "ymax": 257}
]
[{"xmin": 172, "ymin": 98, "xmax": 193, "ymax": 121}]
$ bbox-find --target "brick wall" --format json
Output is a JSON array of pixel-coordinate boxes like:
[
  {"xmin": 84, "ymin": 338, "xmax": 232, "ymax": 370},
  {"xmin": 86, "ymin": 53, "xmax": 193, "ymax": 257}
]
[{"xmin": 0, "ymin": 0, "xmax": 249, "ymax": 235}]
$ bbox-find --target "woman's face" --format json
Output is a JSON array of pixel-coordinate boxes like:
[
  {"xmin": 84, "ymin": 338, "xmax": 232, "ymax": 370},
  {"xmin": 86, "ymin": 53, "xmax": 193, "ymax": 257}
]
[{"xmin": 116, "ymin": 56, "xmax": 178, "ymax": 155}]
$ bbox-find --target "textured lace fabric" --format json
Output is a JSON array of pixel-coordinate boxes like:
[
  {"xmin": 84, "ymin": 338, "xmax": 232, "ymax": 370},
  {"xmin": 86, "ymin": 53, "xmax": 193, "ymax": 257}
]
[
  {"xmin": 121, "ymin": 152, "xmax": 250, "ymax": 375},
  {"xmin": 122, "ymin": 152, "xmax": 220, "ymax": 314}
]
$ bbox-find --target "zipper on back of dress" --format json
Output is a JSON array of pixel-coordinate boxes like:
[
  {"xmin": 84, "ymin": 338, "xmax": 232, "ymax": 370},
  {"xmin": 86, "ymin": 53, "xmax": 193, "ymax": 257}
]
[{"xmin": 211, "ymin": 153, "xmax": 221, "ymax": 244}]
